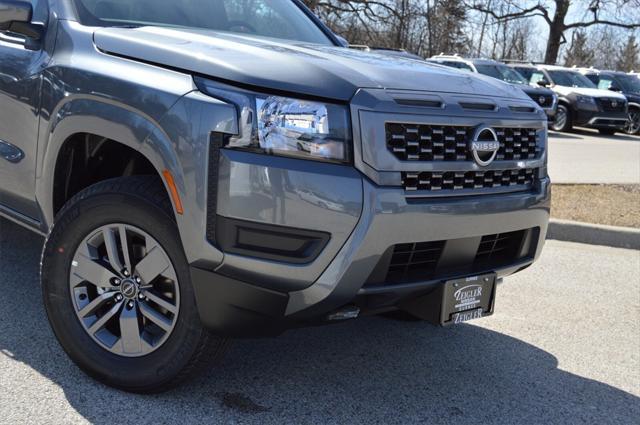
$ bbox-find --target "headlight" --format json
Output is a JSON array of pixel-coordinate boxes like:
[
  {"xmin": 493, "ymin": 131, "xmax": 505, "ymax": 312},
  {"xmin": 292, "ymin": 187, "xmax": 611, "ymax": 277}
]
[
  {"xmin": 257, "ymin": 97, "xmax": 347, "ymax": 162},
  {"xmin": 195, "ymin": 78, "xmax": 351, "ymax": 163},
  {"xmin": 576, "ymin": 95, "xmax": 595, "ymax": 105}
]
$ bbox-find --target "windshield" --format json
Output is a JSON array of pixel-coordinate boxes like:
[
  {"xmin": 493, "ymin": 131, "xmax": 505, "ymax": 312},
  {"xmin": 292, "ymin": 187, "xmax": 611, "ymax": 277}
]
[
  {"xmin": 617, "ymin": 74, "xmax": 640, "ymax": 93},
  {"xmin": 547, "ymin": 70, "xmax": 596, "ymax": 88},
  {"xmin": 71, "ymin": 0, "xmax": 333, "ymax": 45},
  {"xmin": 475, "ymin": 64, "xmax": 529, "ymax": 85}
]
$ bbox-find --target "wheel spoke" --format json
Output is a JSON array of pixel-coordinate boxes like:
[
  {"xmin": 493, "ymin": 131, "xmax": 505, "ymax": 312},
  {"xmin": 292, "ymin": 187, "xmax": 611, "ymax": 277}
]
[
  {"xmin": 103, "ymin": 227, "xmax": 123, "ymax": 273},
  {"xmin": 88, "ymin": 301, "xmax": 122, "ymax": 334},
  {"xmin": 72, "ymin": 254, "xmax": 119, "ymax": 289},
  {"xmin": 139, "ymin": 301, "xmax": 172, "ymax": 332},
  {"xmin": 119, "ymin": 305, "xmax": 143, "ymax": 354},
  {"xmin": 134, "ymin": 247, "xmax": 170, "ymax": 284},
  {"xmin": 142, "ymin": 290, "xmax": 178, "ymax": 314},
  {"xmin": 78, "ymin": 292, "xmax": 113, "ymax": 318},
  {"xmin": 71, "ymin": 223, "xmax": 179, "ymax": 357},
  {"xmin": 118, "ymin": 225, "xmax": 133, "ymax": 273}
]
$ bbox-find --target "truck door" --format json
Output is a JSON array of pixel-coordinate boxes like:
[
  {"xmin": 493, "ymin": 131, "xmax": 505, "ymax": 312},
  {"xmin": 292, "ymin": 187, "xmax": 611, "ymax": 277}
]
[{"xmin": 0, "ymin": 0, "xmax": 50, "ymax": 221}]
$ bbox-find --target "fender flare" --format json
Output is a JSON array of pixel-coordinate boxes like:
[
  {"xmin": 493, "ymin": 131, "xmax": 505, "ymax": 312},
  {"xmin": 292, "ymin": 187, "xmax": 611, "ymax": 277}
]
[{"xmin": 37, "ymin": 95, "xmax": 184, "ymax": 230}]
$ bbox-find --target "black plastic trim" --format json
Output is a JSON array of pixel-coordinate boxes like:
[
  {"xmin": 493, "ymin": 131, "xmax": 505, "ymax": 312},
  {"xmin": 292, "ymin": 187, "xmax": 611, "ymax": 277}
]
[
  {"xmin": 206, "ymin": 133, "xmax": 226, "ymax": 244},
  {"xmin": 216, "ymin": 216, "xmax": 331, "ymax": 264},
  {"xmin": 190, "ymin": 266, "xmax": 290, "ymax": 337}
]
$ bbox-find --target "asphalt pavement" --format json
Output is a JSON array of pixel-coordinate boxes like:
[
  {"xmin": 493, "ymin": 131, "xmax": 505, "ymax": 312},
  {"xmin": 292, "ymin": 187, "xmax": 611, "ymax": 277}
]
[
  {"xmin": 548, "ymin": 128, "xmax": 640, "ymax": 184},
  {"xmin": 0, "ymin": 218, "xmax": 639, "ymax": 424}
]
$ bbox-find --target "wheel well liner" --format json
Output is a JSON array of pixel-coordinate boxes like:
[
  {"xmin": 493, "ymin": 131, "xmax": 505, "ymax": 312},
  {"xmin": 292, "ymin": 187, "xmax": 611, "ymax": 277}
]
[{"xmin": 52, "ymin": 133, "xmax": 161, "ymax": 214}]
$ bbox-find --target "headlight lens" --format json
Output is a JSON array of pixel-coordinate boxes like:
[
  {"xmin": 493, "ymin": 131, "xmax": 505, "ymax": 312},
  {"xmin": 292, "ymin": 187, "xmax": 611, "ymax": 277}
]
[
  {"xmin": 195, "ymin": 78, "xmax": 351, "ymax": 163},
  {"xmin": 576, "ymin": 95, "xmax": 596, "ymax": 104},
  {"xmin": 257, "ymin": 97, "xmax": 347, "ymax": 162}
]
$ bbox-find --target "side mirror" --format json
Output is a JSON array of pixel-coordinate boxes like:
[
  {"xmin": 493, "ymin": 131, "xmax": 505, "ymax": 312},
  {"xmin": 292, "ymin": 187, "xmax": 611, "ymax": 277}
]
[
  {"xmin": 609, "ymin": 84, "xmax": 622, "ymax": 92},
  {"xmin": 0, "ymin": 1, "xmax": 32, "ymax": 27},
  {"xmin": 0, "ymin": 0, "xmax": 42, "ymax": 43},
  {"xmin": 537, "ymin": 79, "xmax": 550, "ymax": 87}
]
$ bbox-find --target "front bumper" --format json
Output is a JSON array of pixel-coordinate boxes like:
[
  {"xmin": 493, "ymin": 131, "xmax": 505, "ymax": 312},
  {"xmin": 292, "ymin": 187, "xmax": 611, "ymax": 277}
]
[
  {"xmin": 189, "ymin": 88, "xmax": 550, "ymax": 337},
  {"xmin": 191, "ymin": 156, "xmax": 550, "ymax": 337},
  {"xmin": 574, "ymin": 106, "xmax": 628, "ymax": 129}
]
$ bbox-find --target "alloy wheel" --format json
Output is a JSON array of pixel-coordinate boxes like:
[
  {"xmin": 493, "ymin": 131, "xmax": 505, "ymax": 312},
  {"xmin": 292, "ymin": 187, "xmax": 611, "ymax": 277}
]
[
  {"xmin": 552, "ymin": 108, "xmax": 567, "ymax": 131},
  {"xmin": 624, "ymin": 110, "xmax": 640, "ymax": 135},
  {"xmin": 69, "ymin": 224, "xmax": 180, "ymax": 357}
]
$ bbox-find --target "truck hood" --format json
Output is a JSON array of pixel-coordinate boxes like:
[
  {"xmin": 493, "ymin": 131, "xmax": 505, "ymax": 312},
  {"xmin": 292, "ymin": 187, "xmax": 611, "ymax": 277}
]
[
  {"xmin": 552, "ymin": 85, "xmax": 627, "ymax": 100},
  {"xmin": 93, "ymin": 26, "xmax": 527, "ymax": 102}
]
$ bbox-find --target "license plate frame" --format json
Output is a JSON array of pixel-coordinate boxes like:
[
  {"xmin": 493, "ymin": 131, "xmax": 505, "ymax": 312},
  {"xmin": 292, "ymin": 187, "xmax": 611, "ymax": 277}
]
[{"xmin": 440, "ymin": 273, "xmax": 496, "ymax": 326}]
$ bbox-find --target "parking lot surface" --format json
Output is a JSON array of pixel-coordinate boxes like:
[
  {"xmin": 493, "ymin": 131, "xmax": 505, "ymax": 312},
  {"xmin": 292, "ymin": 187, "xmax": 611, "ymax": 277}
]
[
  {"xmin": 0, "ymin": 217, "xmax": 638, "ymax": 424},
  {"xmin": 548, "ymin": 129, "xmax": 640, "ymax": 184}
]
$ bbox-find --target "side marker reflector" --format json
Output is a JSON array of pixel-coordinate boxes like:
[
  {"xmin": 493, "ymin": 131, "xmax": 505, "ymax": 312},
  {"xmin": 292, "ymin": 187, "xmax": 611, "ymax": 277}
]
[{"xmin": 162, "ymin": 170, "xmax": 184, "ymax": 215}]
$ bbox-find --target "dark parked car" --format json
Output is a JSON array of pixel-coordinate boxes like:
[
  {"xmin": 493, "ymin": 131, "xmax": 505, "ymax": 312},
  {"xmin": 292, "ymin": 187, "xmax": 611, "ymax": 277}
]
[
  {"xmin": 579, "ymin": 69, "xmax": 640, "ymax": 135},
  {"xmin": 508, "ymin": 63, "xmax": 628, "ymax": 135},
  {"xmin": 0, "ymin": 0, "xmax": 549, "ymax": 392}
]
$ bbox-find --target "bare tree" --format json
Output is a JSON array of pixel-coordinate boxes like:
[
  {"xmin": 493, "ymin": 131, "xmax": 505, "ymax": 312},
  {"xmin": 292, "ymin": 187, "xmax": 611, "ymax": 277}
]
[
  {"xmin": 616, "ymin": 34, "xmax": 640, "ymax": 70},
  {"xmin": 563, "ymin": 30, "xmax": 595, "ymax": 66},
  {"xmin": 469, "ymin": 0, "xmax": 640, "ymax": 64}
]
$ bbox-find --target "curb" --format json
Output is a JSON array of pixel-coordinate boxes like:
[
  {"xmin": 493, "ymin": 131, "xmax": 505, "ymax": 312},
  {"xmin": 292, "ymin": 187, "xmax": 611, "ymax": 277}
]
[{"xmin": 547, "ymin": 219, "xmax": 640, "ymax": 250}]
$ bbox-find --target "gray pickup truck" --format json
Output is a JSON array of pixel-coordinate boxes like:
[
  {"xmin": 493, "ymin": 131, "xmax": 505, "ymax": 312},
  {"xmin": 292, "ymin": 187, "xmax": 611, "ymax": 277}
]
[{"xmin": 0, "ymin": 0, "xmax": 550, "ymax": 392}]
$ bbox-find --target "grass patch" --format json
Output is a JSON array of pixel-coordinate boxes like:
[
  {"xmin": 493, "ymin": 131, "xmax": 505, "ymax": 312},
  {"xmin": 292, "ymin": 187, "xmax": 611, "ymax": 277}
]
[{"xmin": 551, "ymin": 185, "xmax": 640, "ymax": 228}]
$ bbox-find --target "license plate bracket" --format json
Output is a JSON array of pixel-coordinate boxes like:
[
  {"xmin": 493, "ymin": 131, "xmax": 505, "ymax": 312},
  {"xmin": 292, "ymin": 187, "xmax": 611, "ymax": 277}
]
[{"xmin": 440, "ymin": 273, "xmax": 496, "ymax": 326}]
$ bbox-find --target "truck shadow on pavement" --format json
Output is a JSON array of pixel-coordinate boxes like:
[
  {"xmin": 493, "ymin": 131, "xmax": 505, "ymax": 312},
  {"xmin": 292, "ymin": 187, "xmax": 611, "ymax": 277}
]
[{"xmin": 0, "ymin": 218, "xmax": 638, "ymax": 424}]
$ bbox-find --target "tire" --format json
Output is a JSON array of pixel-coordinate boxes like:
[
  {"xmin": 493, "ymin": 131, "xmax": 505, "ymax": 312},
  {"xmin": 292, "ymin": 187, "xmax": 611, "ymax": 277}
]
[
  {"xmin": 42, "ymin": 176, "xmax": 229, "ymax": 393},
  {"xmin": 598, "ymin": 128, "xmax": 616, "ymax": 136},
  {"xmin": 550, "ymin": 104, "xmax": 572, "ymax": 132},
  {"xmin": 624, "ymin": 108, "xmax": 640, "ymax": 135}
]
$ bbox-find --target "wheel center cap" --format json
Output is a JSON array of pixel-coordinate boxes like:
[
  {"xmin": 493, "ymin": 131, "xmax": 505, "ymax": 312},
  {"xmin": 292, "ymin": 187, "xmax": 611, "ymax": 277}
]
[{"xmin": 121, "ymin": 280, "xmax": 138, "ymax": 299}]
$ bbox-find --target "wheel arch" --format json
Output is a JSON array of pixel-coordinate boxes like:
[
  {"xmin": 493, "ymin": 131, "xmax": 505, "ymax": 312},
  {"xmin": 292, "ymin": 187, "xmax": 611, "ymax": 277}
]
[{"xmin": 37, "ymin": 97, "xmax": 185, "ymax": 230}]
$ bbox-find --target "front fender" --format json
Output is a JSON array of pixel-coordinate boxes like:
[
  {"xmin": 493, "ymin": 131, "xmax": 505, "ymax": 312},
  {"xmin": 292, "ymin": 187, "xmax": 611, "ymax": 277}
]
[{"xmin": 37, "ymin": 90, "xmax": 239, "ymax": 267}]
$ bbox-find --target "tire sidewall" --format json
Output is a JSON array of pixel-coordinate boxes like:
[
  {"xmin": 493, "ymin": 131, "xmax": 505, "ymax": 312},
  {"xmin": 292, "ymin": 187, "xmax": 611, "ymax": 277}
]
[
  {"xmin": 551, "ymin": 104, "xmax": 571, "ymax": 132},
  {"xmin": 42, "ymin": 190, "xmax": 206, "ymax": 390}
]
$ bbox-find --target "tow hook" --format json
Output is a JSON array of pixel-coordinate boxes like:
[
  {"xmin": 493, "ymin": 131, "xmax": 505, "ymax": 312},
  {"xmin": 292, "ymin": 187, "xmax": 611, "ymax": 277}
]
[{"xmin": 326, "ymin": 305, "xmax": 360, "ymax": 321}]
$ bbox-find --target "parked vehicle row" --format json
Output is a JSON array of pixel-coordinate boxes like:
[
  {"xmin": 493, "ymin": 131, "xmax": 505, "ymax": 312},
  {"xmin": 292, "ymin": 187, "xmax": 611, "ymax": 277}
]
[
  {"xmin": 509, "ymin": 63, "xmax": 629, "ymax": 135},
  {"xmin": 422, "ymin": 53, "xmax": 638, "ymax": 136},
  {"xmin": 425, "ymin": 56, "xmax": 557, "ymax": 122}
]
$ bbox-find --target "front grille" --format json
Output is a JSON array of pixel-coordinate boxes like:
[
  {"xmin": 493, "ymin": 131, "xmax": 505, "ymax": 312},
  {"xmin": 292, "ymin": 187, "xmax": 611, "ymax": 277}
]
[
  {"xmin": 386, "ymin": 241, "xmax": 445, "ymax": 283},
  {"xmin": 379, "ymin": 229, "xmax": 532, "ymax": 285},
  {"xmin": 597, "ymin": 98, "xmax": 626, "ymax": 113},
  {"xmin": 386, "ymin": 123, "xmax": 539, "ymax": 162},
  {"xmin": 402, "ymin": 168, "xmax": 537, "ymax": 192},
  {"xmin": 527, "ymin": 93, "xmax": 554, "ymax": 108}
]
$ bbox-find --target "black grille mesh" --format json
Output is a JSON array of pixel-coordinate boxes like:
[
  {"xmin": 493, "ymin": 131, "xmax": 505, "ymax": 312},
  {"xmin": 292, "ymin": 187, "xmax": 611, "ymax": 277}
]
[
  {"xmin": 386, "ymin": 124, "xmax": 539, "ymax": 162},
  {"xmin": 596, "ymin": 98, "xmax": 626, "ymax": 113},
  {"xmin": 386, "ymin": 241, "xmax": 445, "ymax": 283},
  {"xmin": 402, "ymin": 169, "xmax": 537, "ymax": 192},
  {"xmin": 474, "ymin": 231, "xmax": 526, "ymax": 268},
  {"xmin": 383, "ymin": 230, "xmax": 528, "ymax": 285}
]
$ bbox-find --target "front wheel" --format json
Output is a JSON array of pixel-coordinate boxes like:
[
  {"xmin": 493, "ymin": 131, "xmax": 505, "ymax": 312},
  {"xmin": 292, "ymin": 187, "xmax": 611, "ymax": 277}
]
[
  {"xmin": 624, "ymin": 108, "xmax": 640, "ymax": 135},
  {"xmin": 550, "ymin": 105, "xmax": 572, "ymax": 132},
  {"xmin": 42, "ymin": 176, "xmax": 229, "ymax": 393}
]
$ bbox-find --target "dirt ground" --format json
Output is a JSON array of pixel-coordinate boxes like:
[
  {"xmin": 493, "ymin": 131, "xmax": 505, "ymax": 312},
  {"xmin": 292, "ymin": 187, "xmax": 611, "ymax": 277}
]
[{"xmin": 551, "ymin": 184, "xmax": 640, "ymax": 228}]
